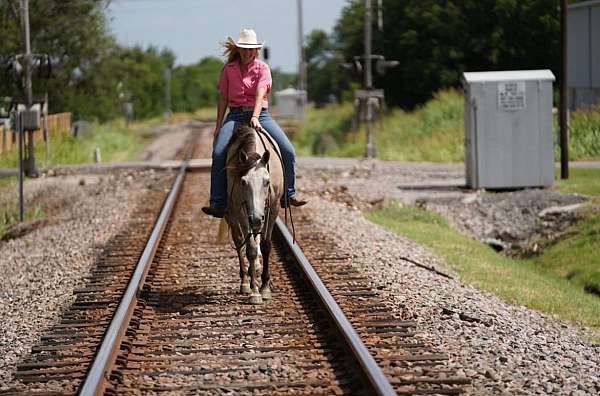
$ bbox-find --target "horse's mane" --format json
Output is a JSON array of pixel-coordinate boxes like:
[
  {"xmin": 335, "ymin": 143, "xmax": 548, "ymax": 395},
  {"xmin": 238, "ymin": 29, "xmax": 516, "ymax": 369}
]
[{"xmin": 227, "ymin": 124, "xmax": 262, "ymax": 176}]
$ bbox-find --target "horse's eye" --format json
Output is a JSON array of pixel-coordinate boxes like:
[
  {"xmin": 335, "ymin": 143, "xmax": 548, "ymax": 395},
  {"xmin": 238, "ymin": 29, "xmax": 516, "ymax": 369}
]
[
  {"xmin": 263, "ymin": 179, "xmax": 270, "ymax": 187},
  {"xmin": 241, "ymin": 179, "xmax": 247, "ymax": 186}
]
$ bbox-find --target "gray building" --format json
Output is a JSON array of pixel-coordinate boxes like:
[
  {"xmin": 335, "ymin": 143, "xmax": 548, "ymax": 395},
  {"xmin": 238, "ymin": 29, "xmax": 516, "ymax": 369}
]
[{"xmin": 568, "ymin": 0, "xmax": 600, "ymax": 110}]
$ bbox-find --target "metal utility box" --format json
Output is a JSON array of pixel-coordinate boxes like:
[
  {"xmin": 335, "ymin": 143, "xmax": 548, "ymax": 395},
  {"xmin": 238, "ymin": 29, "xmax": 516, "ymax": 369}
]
[
  {"xmin": 274, "ymin": 87, "xmax": 307, "ymax": 120},
  {"xmin": 462, "ymin": 70, "xmax": 555, "ymax": 189},
  {"xmin": 21, "ymin": 108, "xmax": 40, "ymax": 131}
]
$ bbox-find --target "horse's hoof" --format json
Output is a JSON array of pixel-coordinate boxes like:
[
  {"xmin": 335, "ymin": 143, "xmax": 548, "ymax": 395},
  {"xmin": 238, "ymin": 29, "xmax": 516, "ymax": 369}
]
[
  {"xmin": 249, "ymin": 294, "xmax": 263, "ymax": 305},
  {"xmin": 260, "ymin": 287, "xmax": 272, "ymax": 300},
  {"xmin": 240, "ymin": 284, "xmax": 252, "ymax": 295}
]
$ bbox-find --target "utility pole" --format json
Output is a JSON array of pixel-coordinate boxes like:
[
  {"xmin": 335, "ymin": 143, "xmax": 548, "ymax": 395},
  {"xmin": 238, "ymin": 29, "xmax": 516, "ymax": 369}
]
[
  {"xmin": 20, "ymin": 0, "xmax": 38, "ymax": 178},
  {"xmin": 297, "ymin": 0, "xmax": 306, "ymax": 92},
  {"xmin": 163, "ymin": 68, "xmax": 171, "ymax": 125},
  {"xmin": 364, "ymin": 0, "xmax": 375, "ymax": 158},
  {"xmin": 559, "ymin": 0, "xmax": 569, "ymax": 179}
]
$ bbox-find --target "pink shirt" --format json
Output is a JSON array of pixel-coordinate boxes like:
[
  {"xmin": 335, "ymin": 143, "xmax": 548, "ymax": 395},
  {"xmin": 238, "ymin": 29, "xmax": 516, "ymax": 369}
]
[{"xmin": 218, "ymin": 59, "xmax": 272, "ymax": 109}]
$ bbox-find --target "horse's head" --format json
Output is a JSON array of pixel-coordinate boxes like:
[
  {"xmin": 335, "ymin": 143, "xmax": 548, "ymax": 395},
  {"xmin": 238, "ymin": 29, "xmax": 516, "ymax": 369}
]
[{"xmin": 239, "ymin": 149, "xmax": 271, "ymax": 234}]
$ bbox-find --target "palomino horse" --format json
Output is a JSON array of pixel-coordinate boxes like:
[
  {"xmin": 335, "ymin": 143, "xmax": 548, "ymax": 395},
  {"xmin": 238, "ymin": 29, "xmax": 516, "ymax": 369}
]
[{"xmin": 225, "ymin": 124, "xmax": 284, "ymax": 304}]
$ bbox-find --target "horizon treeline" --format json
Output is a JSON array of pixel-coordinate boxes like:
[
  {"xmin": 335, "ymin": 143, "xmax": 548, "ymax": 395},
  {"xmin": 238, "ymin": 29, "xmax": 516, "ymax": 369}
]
[{"xmin": 0, "ymin": 0, "xmax": 583, "ymax": 121}]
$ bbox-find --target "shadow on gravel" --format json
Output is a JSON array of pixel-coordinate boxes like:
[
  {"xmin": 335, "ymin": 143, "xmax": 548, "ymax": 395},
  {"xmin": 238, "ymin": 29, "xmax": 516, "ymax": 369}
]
[{"xmin": 144, "ymin": 288, "xmax": 220, "ymax": 314}]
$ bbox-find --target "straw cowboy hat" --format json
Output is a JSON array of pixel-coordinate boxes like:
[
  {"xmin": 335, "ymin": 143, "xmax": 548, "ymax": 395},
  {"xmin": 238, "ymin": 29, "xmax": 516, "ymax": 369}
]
[{"xmin": 227, "ymin": 29, "xmax": 264, "ymax": 49}]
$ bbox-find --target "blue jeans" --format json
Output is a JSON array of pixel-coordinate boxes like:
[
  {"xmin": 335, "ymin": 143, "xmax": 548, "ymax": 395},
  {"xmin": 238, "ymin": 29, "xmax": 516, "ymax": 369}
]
[{"xmin": 209, "ymin": 109, "xmax": 297, "ymax": 209}]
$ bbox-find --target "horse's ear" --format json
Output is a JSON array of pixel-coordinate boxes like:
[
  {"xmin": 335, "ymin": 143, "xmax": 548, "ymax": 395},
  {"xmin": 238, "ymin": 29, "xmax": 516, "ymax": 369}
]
[
  {"xmin": 239, "ymin": 149, "xmax": 248, "ymax": 164},
  {"xmin": 261, "ymin": 150, "xmax": 270, "ymax": 165}
]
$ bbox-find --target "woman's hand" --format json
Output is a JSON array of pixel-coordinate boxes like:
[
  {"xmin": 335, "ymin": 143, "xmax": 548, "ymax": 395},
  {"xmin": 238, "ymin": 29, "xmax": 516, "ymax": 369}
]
[
  {"xmin": 250, "ymin": 116, "xmax": 262, "ymax": 131},
  {"xmin": 213, "ymin": 126, "xmax": 220, "ymax": 137}
]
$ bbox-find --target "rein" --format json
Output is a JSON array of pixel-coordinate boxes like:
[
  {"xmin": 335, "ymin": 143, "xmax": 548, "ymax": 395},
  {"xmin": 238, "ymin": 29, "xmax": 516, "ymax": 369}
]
[
  {"xmin": 255, "ymin": 126, "xmax": 297, "ymax": 243},
  {"xmin": 232, "ymin": 183, "xmax": 269, "ymax": 254}
]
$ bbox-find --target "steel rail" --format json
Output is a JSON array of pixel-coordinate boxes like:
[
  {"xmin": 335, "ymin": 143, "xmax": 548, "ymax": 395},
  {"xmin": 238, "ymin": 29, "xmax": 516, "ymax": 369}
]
[
  {"xmin": 79, "ymin": 161, "xmax": 188, "ymax": 396},
  {"xmin": 274, "ymin": 217, "xmax": 397, "ymax": 396}
]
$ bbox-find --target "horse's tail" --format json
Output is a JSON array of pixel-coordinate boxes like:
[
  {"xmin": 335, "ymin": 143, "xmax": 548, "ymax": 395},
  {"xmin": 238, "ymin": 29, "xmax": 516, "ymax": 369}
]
[{"xmin": 216, "ymin": 218, "xmax": 229, "ymax": 244}]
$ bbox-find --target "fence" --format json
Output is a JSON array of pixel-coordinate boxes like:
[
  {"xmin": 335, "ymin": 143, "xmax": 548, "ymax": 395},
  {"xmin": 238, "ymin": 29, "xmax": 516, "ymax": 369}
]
[{"xmin": 0, "ymin": 112, "xmax": 71, "ymax": 156}]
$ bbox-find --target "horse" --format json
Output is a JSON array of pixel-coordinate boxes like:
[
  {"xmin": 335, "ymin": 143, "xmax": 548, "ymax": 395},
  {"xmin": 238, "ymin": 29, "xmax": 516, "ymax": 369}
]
[{"xmin": 224, "ymin": 124, "xmax": 284, "ymax": 304}]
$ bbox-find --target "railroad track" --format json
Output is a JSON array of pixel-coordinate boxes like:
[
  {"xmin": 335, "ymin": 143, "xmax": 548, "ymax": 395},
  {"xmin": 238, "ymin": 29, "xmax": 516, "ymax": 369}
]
[{"xmin": 2, "ymin": 127, "xmax": 469, "ymax": 395}]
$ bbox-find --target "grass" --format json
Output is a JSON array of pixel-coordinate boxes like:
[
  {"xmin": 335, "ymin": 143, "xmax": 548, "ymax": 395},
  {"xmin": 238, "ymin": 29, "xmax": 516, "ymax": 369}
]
[
  {"xmin": 372, "ymin": 90, "xmax": 464, "ymax": 162},
  {"xmin": 367, "ymin": 202, "xmax": 600, "ymax": 335},
  {"xmin": 553, "ymin": 167, "xmax": 600, "ymax": 197},
  {"xmin": 295, "ymin": 102, "xmax": 356, "ymax": 156},
  {"xmin": 0, "ymin": 119, "xmax": 146, "ymax": 169},
  {"xmin": 368, "ymin": 168, "xmax": 600, "ymax": 336},
  {"xmin": 293, "ymin": 89, "xmax": 600, "ymax": 162},
  {"xmin": 0, "ymin": 119, "xmax": 147, "ymax": 239},
  {"xmin": 536, "ymin": 167, "xmax": 600, "ymax": 303},
  {"xmin": 294, "ymin": 90, "xmax": 464, "ymax": 161},
  {"xmin": 564, "ymin": 108, "xmax": 600, "ymax": 160}
]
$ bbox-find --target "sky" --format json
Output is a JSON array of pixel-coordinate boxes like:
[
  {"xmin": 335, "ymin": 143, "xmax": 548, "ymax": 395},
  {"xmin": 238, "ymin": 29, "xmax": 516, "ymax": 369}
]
[{"xmin": 105, "ymin": 0, "xmax": 348, "ymax": 73}]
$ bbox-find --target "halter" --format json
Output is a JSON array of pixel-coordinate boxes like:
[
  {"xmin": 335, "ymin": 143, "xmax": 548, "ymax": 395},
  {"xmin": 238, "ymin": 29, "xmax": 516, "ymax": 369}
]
[
  {"xmin": 233, "ymin": 178, "xmax": 272, "ymax": 254},
  {"xmin": 230, "ymin": 124, "xmax": 297, "ymax": 254}
]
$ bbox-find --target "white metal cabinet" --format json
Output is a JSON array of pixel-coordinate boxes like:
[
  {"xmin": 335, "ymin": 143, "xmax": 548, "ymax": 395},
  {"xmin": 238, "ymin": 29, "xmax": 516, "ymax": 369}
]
[{"xmin": 462, "ymin": 70, "xmax": 555, "ymax": 189}]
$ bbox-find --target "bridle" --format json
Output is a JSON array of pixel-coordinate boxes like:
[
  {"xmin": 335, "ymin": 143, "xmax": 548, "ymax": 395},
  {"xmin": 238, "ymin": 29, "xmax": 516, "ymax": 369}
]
[
  {"xmin": 231, "ymin": 124, "xmax": 297, "ymax": 254},
  {"xmin": 233, "ymin": 178, "xmax": 272, "ymax": 254}
]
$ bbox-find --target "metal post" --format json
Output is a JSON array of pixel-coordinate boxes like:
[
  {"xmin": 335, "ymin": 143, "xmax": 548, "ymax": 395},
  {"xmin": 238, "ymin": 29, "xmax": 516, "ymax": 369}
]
[
  {"xmin": 163, "ymin": 68, "xmax": 171, "ymax": 125},
  {"xmin": 559, "ymin": 0, "xmax": 569, "ymax": 179},
  {"xmin": 364, "ymin": 0, "xmax": 375, "ymax": 158},
  {"xmin": 17, "ymin": 111, "xmax": 24, "ymax": 222},
  {"xmin": 43, "ymin": 98, "xmax": 49, "ymax": 163},
  {"xmin": 297, "ymin": 0, "xmax": 306, "ymax": 92},
  {"xmin": 21, "ymin": 0, "xmax": 37, "ymax": 177}
]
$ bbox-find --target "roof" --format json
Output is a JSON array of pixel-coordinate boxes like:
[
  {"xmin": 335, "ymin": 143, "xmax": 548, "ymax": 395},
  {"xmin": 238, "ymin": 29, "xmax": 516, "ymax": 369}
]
[
  {"xmin": 568, "ymin": 0, "xmax": 600, "ymax": 10},
  {"xmin": 462, "ymin": 70, "xmax": 555, "ymax": 83}
]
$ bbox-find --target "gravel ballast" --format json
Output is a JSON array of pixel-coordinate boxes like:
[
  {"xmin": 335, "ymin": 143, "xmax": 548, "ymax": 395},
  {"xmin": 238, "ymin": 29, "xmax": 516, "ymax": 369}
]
[
  {"xmin": 303, "ymin": 197, "xmax": 599, "ymax": 395},
  {"xmin": 0, "ymin": 170, "xmax": 172, "ymax": 388},
  {"xmin": 1, "ymin": 137, "xmax": 598, "ymax": 393}
]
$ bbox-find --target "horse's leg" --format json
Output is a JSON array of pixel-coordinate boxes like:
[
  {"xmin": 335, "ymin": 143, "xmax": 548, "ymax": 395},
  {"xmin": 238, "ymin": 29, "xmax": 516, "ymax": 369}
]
[
  {"xmin": 246, "ymin": 235, "xmax": 263, "ymax": 304},
  {"xmin": 237, "ymin": 251, "xmax": 251, "ymax": 295},
  {"xmin": 259, "ymin": 237, "xmax": 272, "ymax": 300},
  {"xmin": 260, "ymin": 207, "xmax": 279, "ymax": 300},
  {"xmin": 232, "ymin": 225, "xmax": 251, "ymax": 294}
]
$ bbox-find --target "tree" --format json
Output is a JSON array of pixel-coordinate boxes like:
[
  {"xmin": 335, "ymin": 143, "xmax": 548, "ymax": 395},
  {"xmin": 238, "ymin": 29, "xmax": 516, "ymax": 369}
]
[
  {"xmin": 305, "ymin": 29, "xmax": 349, "ymax": 105},
  {"xmin": 0, "ymin": 0, "xmax": 115, "ymax": 116},
  {"xmin": 171, "ymin": 57, "xmax": 223, "ymax": 113},
  {"xmin": 335, "ymin": 0, "xmax": 560, "ymax": 108}
]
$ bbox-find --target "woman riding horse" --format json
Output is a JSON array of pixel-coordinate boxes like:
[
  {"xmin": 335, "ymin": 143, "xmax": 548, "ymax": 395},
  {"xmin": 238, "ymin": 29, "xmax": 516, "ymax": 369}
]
[{"xmin": 202, "ymin": 28, "xmax": 307, "ymax": 219}]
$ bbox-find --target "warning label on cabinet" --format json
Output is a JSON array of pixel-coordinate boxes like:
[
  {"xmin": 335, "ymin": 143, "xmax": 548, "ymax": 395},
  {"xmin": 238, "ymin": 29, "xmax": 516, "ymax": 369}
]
[{"xmin": 498, "ymin": 81, "xmax": 526, "ymax": 111}]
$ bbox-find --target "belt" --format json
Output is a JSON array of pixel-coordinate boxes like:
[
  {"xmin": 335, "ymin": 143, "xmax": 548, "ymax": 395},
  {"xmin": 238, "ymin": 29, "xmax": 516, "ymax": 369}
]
[{"xmin": 229, "ymin": 106, "xmax": 266, "ymax": 113}]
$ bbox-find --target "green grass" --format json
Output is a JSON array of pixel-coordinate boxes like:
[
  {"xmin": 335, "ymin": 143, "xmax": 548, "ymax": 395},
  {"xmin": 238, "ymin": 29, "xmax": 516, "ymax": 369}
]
[
  {"xmin": 294, "ymin": 89, "xmax": 600, "ymax": 162},
  {"xmin": 0, "ymin": 119, "xmax": 146, "ymax": 169},
  {"xmin": 533, "ymin": 211, "xmax": 600, "ymax": 298},
  {"xmin": 373, "ymin": 90, "xmax": 464, "ymax": 162},
  {"xmin": 535, "ymin": 167, "xmax": 600, "ymax": 303},
  {"xmin": 564, "ymin": 108, "xmax": 600, "ymax": 160},
  {"xmin": 295, "ymin": 102, "xmax": 355, "ymax": 156},
  {"xmin": 367, "ymin": 168, "xmax": 600, "ymax": 336},
  {"xmin": 367, "ymin": 202, "xmax": 600, "ymax": 334},
  {"xmin": 294, "ymin": 90, "xmax": 464, "ymax": 161},
  {"xmin": 553, "ymin": 167, "xmax": 600, "ymax": 197},
  {"xmin": 0, "ymin": 119, "xmax": 147, "ymax": 239}
]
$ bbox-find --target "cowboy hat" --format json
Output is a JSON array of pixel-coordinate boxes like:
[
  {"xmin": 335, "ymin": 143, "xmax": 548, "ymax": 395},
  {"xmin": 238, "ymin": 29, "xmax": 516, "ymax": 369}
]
[{"xmin": 227, "ymin": 29, "xmax": 264, "ymax": 49}]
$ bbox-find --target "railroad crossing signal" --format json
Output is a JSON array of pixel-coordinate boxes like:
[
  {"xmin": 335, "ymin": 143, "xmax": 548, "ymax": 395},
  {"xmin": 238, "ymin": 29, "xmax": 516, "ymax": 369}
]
[{"xmin": 341, "ymin": 55, "xmax": 399, "ymax": 79}]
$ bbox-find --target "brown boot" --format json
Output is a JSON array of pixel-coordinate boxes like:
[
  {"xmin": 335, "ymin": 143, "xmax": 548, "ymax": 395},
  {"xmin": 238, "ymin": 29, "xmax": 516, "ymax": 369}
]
[
  {"xmin": 283, "ymin": 196, "xmax": 308, "ymax": 207},
  {"xmin": 201, "ymin": 206, "xmax": 226, "ymax": 218}
]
